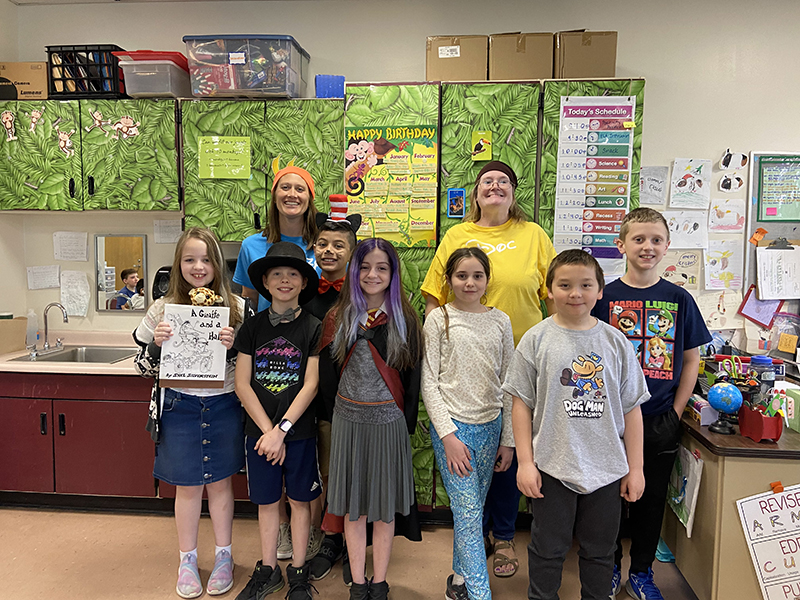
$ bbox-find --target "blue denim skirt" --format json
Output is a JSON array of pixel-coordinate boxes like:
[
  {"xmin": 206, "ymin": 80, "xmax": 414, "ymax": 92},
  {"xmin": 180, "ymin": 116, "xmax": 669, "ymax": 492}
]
[{"xmin": 154, "ymin": 389, "xmax": 245, "ymax": 486}]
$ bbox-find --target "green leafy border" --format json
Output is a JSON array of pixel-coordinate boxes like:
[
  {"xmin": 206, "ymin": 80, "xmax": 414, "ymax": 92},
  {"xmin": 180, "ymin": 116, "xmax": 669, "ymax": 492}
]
[{"xmin": 540, "ymin": 79, "xmax": 645, "ymax": 238}]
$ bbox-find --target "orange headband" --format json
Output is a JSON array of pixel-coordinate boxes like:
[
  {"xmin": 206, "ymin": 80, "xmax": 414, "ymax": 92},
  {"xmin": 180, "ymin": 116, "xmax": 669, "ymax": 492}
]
[{"xmin": 272, "ymin": 166, "xmax": 315, "ymax": 200}]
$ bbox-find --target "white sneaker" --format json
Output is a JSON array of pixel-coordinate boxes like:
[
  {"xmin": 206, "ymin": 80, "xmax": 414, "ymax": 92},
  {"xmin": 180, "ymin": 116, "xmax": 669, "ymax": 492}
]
[
  {"xmin": 277, "ymin": 521, "xmax": 293, "ymax": 560},
  {"xmin": 306, "ymin": 525, "xmax": 324, "ymax": 561}
]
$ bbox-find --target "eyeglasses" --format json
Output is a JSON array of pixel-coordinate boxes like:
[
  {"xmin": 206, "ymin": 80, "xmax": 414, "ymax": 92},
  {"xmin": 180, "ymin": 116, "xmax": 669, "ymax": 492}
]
[{"xmin": 479, "ymin": 178, "xmax": 511, "ymax": 188}]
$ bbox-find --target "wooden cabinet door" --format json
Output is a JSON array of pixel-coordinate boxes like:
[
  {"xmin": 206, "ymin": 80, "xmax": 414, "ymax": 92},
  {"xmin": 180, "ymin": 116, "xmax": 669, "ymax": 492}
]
[
  {"xmin": 53, "ymin": 400, "xmax": 155, "ymax": 497},
  {"xmin": 80, "ymin": 99, "xmax": 179, "ymax": 210},
  {"xmin": 0, "ymin": 397, "xmax": 55, "ymax": 492},
  {"xmin": 0, "ymin": 100, "xmax": 82, "ymax": 210}
]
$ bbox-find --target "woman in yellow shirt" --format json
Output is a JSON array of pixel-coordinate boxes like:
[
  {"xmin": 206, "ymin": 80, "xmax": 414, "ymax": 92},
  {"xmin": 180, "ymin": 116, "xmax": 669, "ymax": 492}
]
[{"xmin": 421, "ymin": 160, "xmax": 556, "ymax": 580}]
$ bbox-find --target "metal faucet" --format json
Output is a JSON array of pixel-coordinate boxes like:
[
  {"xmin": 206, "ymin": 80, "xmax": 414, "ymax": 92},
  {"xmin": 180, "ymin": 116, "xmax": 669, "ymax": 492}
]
[{"xmin": 43, "ymin": 302, "xmax": 69, "ymax": 351}]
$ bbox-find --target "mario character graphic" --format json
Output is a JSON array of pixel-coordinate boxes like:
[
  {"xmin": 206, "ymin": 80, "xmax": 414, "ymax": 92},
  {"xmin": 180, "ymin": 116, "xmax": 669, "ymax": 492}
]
[
  {"xmin": 647, "ymin": 308, "xmax": 675, "ymax": 339},
  {"xmin": 611, "ymin": 305, "xmax": 640, "ymax": 336},
  {"xmin": 560, "ymin": 353, "xmax": 605, "ymax": 399},
  {"xmin": 646, "ymin": 337, "xmax": 672, "ymax": 371}
]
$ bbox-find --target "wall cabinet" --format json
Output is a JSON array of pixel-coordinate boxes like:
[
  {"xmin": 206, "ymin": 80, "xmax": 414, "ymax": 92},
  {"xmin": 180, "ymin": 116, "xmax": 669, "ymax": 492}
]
[
  {"xmin": 182, "ymin": 98, "xmax": 344, "ymax": 242},
  {"xmin": 0, "ymin": 373, "xmax": 156, "ymax": 497},
  {"xmin": 0, "ymin": 99, "xmax": 179, "ymax": 211}
]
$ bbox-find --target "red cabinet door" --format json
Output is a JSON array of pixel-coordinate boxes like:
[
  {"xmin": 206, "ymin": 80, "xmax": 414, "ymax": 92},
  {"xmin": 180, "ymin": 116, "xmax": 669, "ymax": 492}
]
[
  {"xmin": 53, "ymin": 400, "xmax": 156, "ymax": 497},
  {"xmin": 0, "ymin": 398, "xmax": 55, "ymax": 493}
]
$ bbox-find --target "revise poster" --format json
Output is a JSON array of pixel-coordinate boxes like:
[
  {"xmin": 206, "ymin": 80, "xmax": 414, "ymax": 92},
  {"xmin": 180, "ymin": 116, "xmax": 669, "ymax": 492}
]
[
  {"xmin": 736, "ymin": 483, "xmax": 800, "ymax": 600},
  {"xmin": 553, "ymin": 96, "xmax": 636, "ymax": 277},
  {"xmin": 344, "ymin": 125, "xmax": 438, "ymax": 248}
]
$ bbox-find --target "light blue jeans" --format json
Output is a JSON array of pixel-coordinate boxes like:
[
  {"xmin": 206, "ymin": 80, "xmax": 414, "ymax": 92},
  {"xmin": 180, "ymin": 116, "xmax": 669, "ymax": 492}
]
[{"xmin": 431, "ymin": 415, "xmax": 502, "ymax": 600}]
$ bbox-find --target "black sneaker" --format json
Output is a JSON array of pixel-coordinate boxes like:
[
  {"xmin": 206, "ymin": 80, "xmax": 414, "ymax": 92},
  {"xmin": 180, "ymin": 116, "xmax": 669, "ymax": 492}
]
[
  {"xmin": 367, "ymin": 579, "xmax": 389, "ymax": 600},
  {"xmin": 236, "ymin": 561, "xmax": 284, "ymax": 600},
  {"xmin": 285, "ymin": 564, "xmax": 316, "ymax": 600},
  {"xmin": 445, "ymin": 574, "xmax": 468, "ymax": 600},
  {"xmin": 309, "ymin": 535, "xmax": 344, "ymax": 581}
]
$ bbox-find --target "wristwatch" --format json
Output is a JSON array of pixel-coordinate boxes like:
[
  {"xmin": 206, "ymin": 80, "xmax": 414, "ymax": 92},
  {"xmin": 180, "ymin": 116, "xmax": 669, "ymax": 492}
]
[{"xmin": 278, "ymin": 418, "xmax": 293, "ymax": 434}]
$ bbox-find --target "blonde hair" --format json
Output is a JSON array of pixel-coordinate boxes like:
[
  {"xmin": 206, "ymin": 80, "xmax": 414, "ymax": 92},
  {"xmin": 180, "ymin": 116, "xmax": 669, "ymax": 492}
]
[
  {"xmin": 647, "ymin": 337, "xmax": 671, "ymax": 370},
  {"xmin": 619, "ymin": 207, "xmax": 669, "ymax": 242},
  {"xmin": 264, "ymin": 174, "xmax": 318, "ymax": 248},
  {"xmin": 464, "ymin": 183, "xmax": 527, "ymax": 224},
  {"xmin": 166, "ymin": 227, "xmax": 243, "ymax": 327}
]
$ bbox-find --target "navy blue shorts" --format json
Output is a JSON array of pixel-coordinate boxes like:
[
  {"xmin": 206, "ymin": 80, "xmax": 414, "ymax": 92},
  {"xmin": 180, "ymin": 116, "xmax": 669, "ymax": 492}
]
[
  {"xmin": 154, "ymin": 389, "xmax": 245, "ymax": 486},
  {"xmin": 245, "ymin": 435, "xmax": 322, "ymax": 505}
]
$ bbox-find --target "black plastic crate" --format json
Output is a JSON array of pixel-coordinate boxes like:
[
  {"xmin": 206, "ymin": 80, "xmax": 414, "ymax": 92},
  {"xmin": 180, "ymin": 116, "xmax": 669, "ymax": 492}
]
[{"xmin": 47, "ymin": 44, "xmax": 128, "ymax": 99}]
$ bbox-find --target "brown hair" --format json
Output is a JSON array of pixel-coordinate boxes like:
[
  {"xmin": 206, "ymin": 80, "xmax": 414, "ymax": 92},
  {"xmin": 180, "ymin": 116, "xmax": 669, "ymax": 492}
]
[
  {"xmin": 264, "ymin": 173, "xmax": 318, "ymax": 248},
  {"xmin": 120, "ymin": 268, "xmax": 138, "ymax": 283},
  {"xmin": 619, "ymin": 207, "xmax": 669, "ymax": 242},
  {"xmin": 545, "ymin": 249, "xmax": 605, "ymax": 291},
  {"xmin": 439, "ymin": 247, "xmax": 491, "ymax": 340},
  {"xmin": 464, "ymin": 183, "xmax": 527, "ymax": 224},
  {"xmin": 166, "ymin": 227, "xmax": 243, "ymax": 327}
]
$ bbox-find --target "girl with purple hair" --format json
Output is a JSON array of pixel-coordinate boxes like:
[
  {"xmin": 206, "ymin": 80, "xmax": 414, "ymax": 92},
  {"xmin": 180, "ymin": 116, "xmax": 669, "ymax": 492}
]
[{"xmin": 319, "ymin": 238, "xmax": 423, "ymax": 600}]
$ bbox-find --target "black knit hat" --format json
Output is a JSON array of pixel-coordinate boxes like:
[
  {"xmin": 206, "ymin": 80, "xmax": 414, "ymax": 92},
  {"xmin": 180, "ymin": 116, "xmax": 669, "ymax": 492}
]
[
  {"xmin": 475, "ymin": 160, "xmax": 518, "ymax": 188},
  {"xmin": 248, "ymin": 242, "xmax": 319, "ymax": 305}
]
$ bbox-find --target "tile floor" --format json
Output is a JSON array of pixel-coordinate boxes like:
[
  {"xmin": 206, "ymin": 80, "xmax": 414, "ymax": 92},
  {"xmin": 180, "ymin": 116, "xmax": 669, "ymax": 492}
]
[{"xmin": 1, "ymin": 508, "xmax": 698, "ymax": 599}]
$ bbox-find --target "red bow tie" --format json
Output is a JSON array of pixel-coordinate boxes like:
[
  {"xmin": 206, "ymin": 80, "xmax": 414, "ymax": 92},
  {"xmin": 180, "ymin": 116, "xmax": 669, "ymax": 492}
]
[{"xmin": 318, "ymin": 276, "xmax": 345, "ymax": 294}]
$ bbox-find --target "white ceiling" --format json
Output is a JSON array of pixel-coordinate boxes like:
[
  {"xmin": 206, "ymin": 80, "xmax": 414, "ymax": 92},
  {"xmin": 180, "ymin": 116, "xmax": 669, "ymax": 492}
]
[{"xmin": 9, "ymin": 0, "xmax": 310, "ymax": 4}]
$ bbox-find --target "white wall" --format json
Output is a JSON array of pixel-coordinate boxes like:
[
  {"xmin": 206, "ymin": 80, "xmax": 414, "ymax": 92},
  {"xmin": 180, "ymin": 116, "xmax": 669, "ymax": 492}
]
[
  {"xmin": 0, "ymin": 0, "xmax": 18, "ymax": 61},
  {"xmin": 21, "ymin": 211, "xmax": 178, "ymax": 331},
  {"xmin": 0, "ymin": 214, "xmax": 26, "ymax": 317}
]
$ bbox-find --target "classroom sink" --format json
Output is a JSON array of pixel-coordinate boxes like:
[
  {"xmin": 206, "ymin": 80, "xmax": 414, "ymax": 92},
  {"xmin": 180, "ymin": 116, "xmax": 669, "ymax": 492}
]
[{"xmin": 11, "ymin": 346, "xmax": 137, "ymax": 364}]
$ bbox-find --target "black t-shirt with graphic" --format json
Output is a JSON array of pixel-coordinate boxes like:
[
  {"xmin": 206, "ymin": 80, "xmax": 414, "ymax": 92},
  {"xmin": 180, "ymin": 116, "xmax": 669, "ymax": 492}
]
[
  {"xmin": 592, "ymin": 277, "xmax": 711, "ymax": 417},
  {"xmin": 234, "ymin": 310, "xmax": 322, "ymax": 440}
]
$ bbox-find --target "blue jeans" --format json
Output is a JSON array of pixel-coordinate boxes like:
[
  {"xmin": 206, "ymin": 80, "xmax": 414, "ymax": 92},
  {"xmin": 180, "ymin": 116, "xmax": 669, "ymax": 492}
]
[
  {"xmin": 482, "ymin": 452, "xmax": 520, "ymax": 542},
  {"xmin": 431, "ymin": 416, "xmax": 501, "ymax": 600}
]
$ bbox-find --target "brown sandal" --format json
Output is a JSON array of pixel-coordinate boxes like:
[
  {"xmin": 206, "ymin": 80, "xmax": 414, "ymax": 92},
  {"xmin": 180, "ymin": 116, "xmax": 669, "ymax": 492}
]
[{"xmin": 492, "ymin": 539, "xmax": 519, "ymax": 578}]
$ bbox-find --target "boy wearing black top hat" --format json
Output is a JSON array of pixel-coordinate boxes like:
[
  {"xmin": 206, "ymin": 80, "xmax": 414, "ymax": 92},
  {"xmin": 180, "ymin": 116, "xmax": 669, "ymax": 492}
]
[{"xmin": 234, "ymin": 242, "xmax": 322, "ymax": 600}]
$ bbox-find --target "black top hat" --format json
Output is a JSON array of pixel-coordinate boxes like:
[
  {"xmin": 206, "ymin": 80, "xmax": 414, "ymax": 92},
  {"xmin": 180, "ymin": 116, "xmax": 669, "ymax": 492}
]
[{"xmin": 248, "ymin": 242, "xmax": 319, "ymax": 305}]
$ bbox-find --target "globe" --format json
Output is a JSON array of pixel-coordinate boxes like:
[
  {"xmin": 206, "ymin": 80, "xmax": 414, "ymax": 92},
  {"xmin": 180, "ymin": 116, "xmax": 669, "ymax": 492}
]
[
  {"xmin": 707, "ymin": 382, "xmax": 744, "ymax": 414},
  {"xmin": 707, "ymin": 382, "xmax": 744, "ymax": 435}
]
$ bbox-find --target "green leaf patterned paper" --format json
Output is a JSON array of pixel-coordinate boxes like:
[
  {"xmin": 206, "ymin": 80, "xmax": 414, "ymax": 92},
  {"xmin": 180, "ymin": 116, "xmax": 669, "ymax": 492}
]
[
  {"xmin": 0, "ymin": 100, "xmax": 82, "ymax": 210},
  {"xmin": 263, "ymin": 99, "xmax": 345, "ymax": 216},
  {"xmin": 182, "ymin": 100, "xmax": 267, "ymax": 241},
  {"xmin": 439, "ymin": 83, "xmax": 540, "ymax": 237},
  {"xmin": 540, "ymin": 79, "xmax": 645, "ymax": 238},
  {"xmin": 81, "ymin": 99, "xmax": 179, "ymax": 211}
]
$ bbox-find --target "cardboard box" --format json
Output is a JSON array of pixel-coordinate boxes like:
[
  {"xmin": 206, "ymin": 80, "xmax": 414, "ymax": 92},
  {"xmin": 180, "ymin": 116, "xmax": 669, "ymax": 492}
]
[
  {"xmin": 0, "ymin": 317, "xmax": 28, "ymax": 355},
  {"xmin": 0, "ymin": 62, "xmax": 48, "ymax": 101},
  {"xmin": 553, "ymin": 30, "xmax": 617, "ymax": 78},
  {"xmin": 489, "ymin": 33, "xmax": 553, "ymax": 80},
  {"xmin": 426, "ymin": 35, "xmax": 487, "ymax": 81}
]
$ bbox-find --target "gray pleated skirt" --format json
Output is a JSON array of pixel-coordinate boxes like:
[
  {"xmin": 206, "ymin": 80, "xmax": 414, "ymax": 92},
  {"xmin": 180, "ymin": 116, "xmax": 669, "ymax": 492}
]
[{"xmin": 327, "ymin": 412, "xmax": 415, "ymax": 523}]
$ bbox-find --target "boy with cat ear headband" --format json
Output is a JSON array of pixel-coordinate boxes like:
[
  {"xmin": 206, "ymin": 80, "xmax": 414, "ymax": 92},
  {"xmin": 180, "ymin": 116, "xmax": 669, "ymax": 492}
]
[{"xmin": 303, "ymin": 198, "xmax": 362, "ymax": 581}]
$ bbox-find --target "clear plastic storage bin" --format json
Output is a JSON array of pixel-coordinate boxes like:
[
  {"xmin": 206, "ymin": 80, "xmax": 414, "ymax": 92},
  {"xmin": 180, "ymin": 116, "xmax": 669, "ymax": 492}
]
[
  {"xmin": 182, "ymin": 35, "xmax": 309, "ymax": 98},
  {"xmin": 118, "ymin": 61, "xmax": 191, "ymax": 98}
]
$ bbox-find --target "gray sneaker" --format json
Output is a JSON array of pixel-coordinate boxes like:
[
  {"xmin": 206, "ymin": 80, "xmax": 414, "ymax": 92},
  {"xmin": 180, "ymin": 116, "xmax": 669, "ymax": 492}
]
[
  {"xmin": 277, "ymin": 522, "xmax": 293, "ymax": 560},
  {"xmin": 306, "ymin": 526, "xmax": 324, "ymax": 561}
]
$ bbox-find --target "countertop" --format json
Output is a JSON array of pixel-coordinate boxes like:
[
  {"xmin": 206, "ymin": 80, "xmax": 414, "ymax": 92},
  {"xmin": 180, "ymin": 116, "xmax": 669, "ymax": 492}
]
[
  {"xmin": 682, "ymin": 414, "xmax": 800, "ymax": 459},
  {"xmin": 0, "ymin": 330, "xmax": 139, "ymax": 376}
]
